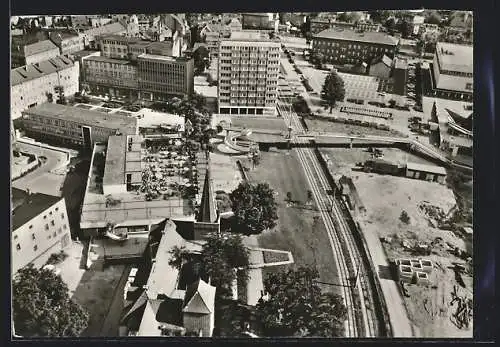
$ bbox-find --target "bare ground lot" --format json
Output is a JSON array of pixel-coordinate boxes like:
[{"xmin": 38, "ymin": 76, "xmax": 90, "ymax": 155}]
[
  {"xmin": 245, "ymin": 150, "xmax": 341, "ymax": 296},
  {"xmin": 323, "ymin": 148, "xmax": 472, "ymax": 337},
  {"xmin": 305, "ymin": 118, "xmax": 405, "ymax": 137}
]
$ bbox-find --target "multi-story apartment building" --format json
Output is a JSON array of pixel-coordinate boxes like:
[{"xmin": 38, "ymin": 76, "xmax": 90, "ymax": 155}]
[
  {"xmin": 97, "ymin": 34, "xmax": 177, "ymax": 60},
  {"xmin": 11, "ymin": 189, "xmax": 72, "ymax": 274},
  {"xmin": 82, "ymin": 55, "xmax": 139, "ymax": 98},
  {"xmin": 218, "ymin": 31, "xmax": 281, "ymax": 116},
  {"xmin": 355, "ymin": 21, "xmax": 381, "ymax": 33},
  {"xmin": 431, "ymin": 42, "xmax": 473, "ymax": 101},
  {"xmin": 312, "ymin": 28, "xmax": 399, "ymax": 65},
  {"xmin": 49, "ymin": 31, "xmax": 85, "ymax": 55},
  {"xmin": 137, "ymin": 54, "xmax": 194, "ymax": 100},
  {"xmin": 11, "ymin": 55, "xmax": 79, "ymax": 119},
  {"xmin": 19, "ymin": 103, "xmax": 137, "ymax": 150},
  {"xmin": 11, "ymin": 40, "xmax": 60, "ymax": 68}
]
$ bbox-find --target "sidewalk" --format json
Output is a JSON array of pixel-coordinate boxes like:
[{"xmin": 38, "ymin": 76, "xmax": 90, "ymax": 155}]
[{"xmin": 242, "ymin": 235, "xmax": 264, "ymax": 306}]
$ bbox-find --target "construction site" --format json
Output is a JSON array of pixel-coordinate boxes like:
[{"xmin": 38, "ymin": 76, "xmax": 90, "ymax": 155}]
[{"xmin": 321, "ymin": 147, "xmax": 473, "ymax": 337}]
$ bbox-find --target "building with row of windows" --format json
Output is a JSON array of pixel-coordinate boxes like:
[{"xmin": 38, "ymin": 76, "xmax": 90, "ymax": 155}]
[
  {"xmin": 11, "ymin": 188, "xmax": 72, "ymax": 274},
  {"xmin": 19, "ymin": 102, "xmax": 137, "ymax": 150},
  {"xmin": 310, "ymin": 18, "xmax": 381, "ymax": 34},
  {"xmin": 11, "ymin": 55, "xmax": 79, "ymax": 120},
  {"xmin": 48, "ymin": 31, "xmax": 85, "ymax": 55},
  {"xmin": 312, "ymin": 28, "xmax": 399, "ymax": 65},
  {"xmin": 431, "ymin": 42, "xmax": 473, "ymax": 101},
  {"xmin": 218, "ymin": 31, "xmax": 281, "ymax": 116}
]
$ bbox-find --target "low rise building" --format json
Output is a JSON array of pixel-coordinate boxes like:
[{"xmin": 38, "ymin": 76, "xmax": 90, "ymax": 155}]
[
  {"xmin": 11, "ymin": 55, "xmax": 79, "ymax": 119},
  {"xmin": 368, "ymin": 54, "xmax": 393, "ymax": 79},
  {"xmin": 49, "ymin": 31, "xmax": 85, "ymax": 55},
  {"xmin": 405, "ymin": 162, "xmax": 446, "ymax": 184},
  {"xmin": 19, "ymin": 103, "xmax": 137, "ymax": 150},
  {"xmin": 11, "ymin": 188, "xmax": 72, "ymax": 274},
  {"xmin": 11, "ymin": 39, "xmax": 60, "ymax": 68},
  {"xmin": 81, "ymin": 21, "xmax": 128, "ymax": 49},
  {"xmin": 431, "ymin": 42, "xmax": 473, "ymax": 101},
  {"xmin": 312, "ymin": 28, "xmax": 399, "ymax": 65},
  {"xmin": 392, "ymin": 58, "xmax": 408, "ymax": 96}
]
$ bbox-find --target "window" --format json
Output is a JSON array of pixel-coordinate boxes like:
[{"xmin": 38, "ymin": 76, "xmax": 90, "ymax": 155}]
[{"xmin": 16, "ymin": 244, "xmax": 21, "ymax": 250}]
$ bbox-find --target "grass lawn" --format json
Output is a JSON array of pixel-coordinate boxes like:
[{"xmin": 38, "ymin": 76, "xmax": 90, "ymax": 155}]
[{"xmin": 247, "ymin": 150, "xmax": 341, "ymax": 296}]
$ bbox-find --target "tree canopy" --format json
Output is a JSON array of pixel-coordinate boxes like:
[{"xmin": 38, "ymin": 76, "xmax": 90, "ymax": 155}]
[
  {"xmin": 169, "ymin": 233, "xmax": 250, "ymax": 300},
  {"xmin": 256, "ymin": 266, "xmax": 347, "ymax": 337},
  {"xmin": 12, "ymin": 264, "xmax": 89, "ymax": 337},
  {"xmin": 230, "ymin": 182, "xmax": 279, "ymax": 235},
  {"xmin": 193, "ymin": 46, "xmax": 210, "ymax": 75},
  {"xmin": 321, "ymin": 71, "xmax": 346, "ymax": 113},
  {"xmin": 425, "ymin": 11, "xmax": 442, "ymax": 25}
]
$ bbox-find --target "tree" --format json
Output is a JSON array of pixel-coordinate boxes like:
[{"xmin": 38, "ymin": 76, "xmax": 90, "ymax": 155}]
[
  {"xmin": 425, "ymin": 11, "xmax": 442, "ymax": 25},
  {"xmin": 13, "ymin": 264, "xmax": 89, "ymax": 337},
  {"xmin": 193, "ymin": 46, "xmax": 210, "ymax": 75},
  {"xmin": 399, "ymin": 19, "xmax": 412, "ymax": 38},
  {"xmin": 430, "ymin": 101, "xmax": 438, "ymax": 122},
  {"xmin": 256, "ymin": 266, "xmax": 347, "ymax": 337},
  {"xmin": 321, "ymin": 71, "xmax": 346, "ymax": 113},
  {"xmin": 230, "ymin": 182, "xmax": 279, "ymax": 235},
  {"xmin": 168, "ymin": 245, "xmax": 194, "ymax": 270},
  {"xmin": 400, "ymin": 210, "xmax": 411, "ymax": 224},
  {"xmin": 202, "ymin": 233, "xmax": 250, "ymax": 299},
  {"xmin": 385, "ymin": 17, "xmax": 397, "ymax": 35}
]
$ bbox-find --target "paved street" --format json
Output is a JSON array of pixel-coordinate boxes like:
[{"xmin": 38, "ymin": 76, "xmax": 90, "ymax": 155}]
[{"xmin": 12, "ymin": 142, "xmax": 71, "ymax": 197}]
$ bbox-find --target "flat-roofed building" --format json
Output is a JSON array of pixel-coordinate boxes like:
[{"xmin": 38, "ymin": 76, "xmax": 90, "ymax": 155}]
[
  {"xmin": 218, "ymin": 31, "xmax": 281, "ymax": 116},
  {"xmin": 405, "ymin": 162, "xmax": 447, "ymax": 184},
  {"xmin": 137, "ymin": 54, "xmax": 194, "ymax": 100},
  {"xmin": 11, "ymin": 39, "xmax": 60, "ymax": 68},
  {"xmin": 11, "ymin": 188, "xmax": 72, "ymax": 274},
  {"xmin": 312, "ymin": 28, "xmax": 399, "ymax": 65},
  {"xmin": 10, "ymin": 55, "xmax": 79, "ymax": 119},
  {"xmin": 431, "ymin": 42, "xmax": 473, "ymax": 101},
  {"xmin": 19, "ymin": 103, "xmax": 137, "ymax": 150},
  {"xmin": 97, "ymin": 34, "xmax": 175, "ymax": 61},
  {"xmin": 82, "ymin": 55, "xmax": 139, "ymax": 99}
]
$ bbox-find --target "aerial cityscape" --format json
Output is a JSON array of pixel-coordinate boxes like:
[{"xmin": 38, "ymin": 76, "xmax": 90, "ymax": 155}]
[{"xmin": 10, "ymin": 10, "xmax": 473, "ymax": 338}]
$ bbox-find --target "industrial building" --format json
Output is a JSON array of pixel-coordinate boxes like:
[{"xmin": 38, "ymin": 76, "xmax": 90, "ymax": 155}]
[
  {"xmin": 10, "ymin": 55, "xmax": 80, "ymax": 119},
  {"xmin": 11, "ymin": 188, "xmax": 72, "ymax": 274},
  {"xmin": 218, "ymin": 31, "xmax": 281, "ymax": 116},
  {"xmin": 19, "ymin": 103, "xmax": 137, "ymax": 150},
  {"xmin": 431, "ymin": 42, "xmax": 473, "ymax": 101},
  {"xmin": 405, "ymin": 162, "xmax": 447, "ymax": 184},
  {"xmin": 312, "ymin": 28, "xmax": 399, "ymax": 65}
]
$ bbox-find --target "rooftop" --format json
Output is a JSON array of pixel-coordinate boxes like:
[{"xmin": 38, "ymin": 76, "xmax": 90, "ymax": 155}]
[
  {"xmin": 71, "ymin": 49, "xmax": 100, "ymax": 60},
  {"xmin": 98, "ymin": 33, "xmax": 137, "ymax": 42},
  {"xmin": 23, "ymin": 40, "xmax": 59, "ymax": 56},
  {"xmin": 314, "ymin": 28, "xmax": 399, "ymax": 46},
  {"xmin": 84, "ymin": 22, "xmax": 126, "ymax": 36},
  {"xmin": 229, "ymin": 30, "xmax": 276, "ymax": 42},
  {"xmin": 394, "ymin": 58, "xmax": 408, "ymax": 70},
  {"xmin": 49, "ymin": 31, "xmax": 80, "ymax": 45},
  {"xmin": 406, "ymin": 162, "xmax": 447, "ymax": 175},
  {"xmin": 84, "ymin": 55, "xmax": 133, "ymax": 65},
  {"xmin": 102, "ymin": 135, "xmax": 127, "ymax": 186},
  {"xmin": 436, "ymin": 42, "xmax": 473, "ymax": 74},
  {"xmin": 11, "ymin": 55, "xmax": 75, "ymax": 86},
  {"xmin": 11, "ymin": 188, "xmax": 62, "ymax": 231},
  {"xmin": 137, "ymin": 53, "xmax": 189, "ymax": 62},
  {"xmin": 22, "ymin": 103, "xmax": 137, "ymax": 134}
]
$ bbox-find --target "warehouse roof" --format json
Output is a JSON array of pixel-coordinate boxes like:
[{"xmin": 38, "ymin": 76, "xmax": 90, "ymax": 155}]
[
  {"xmin": 436, "ymin": 42, "xmax": 473, "ymax": 74},
  {"xmin": 406, "ymin": 162, "xmax": 447, "ymax": 175},
  {"xmin": 11, "ymin": 55, "xmax": 75, "ymax": 86},
  {"xmin": 314, "ymin": 28, "xmax": 399, "ymax": 46},
  {"xmin": 21, "ymin": 103, "xmax": 137, "ymax": 134}
]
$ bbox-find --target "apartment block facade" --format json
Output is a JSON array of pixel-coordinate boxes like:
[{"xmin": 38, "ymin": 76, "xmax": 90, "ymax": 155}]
[
  {"xmin": 11, "ymin": 56, "xmax": 79, "ymax": 120},
  {"xmin": 218, "ymin": 32, "xmax": 281, "ymax": 116},
  {"xmin": 137, "ymin": 54, "xmax": 194, "ymax": 100},
  {"xmin": 12, "ymin": 192, "xmax": 72, "ymax": 274},
  {"xmin": 312, "ymin": 28, "xmax": 399, "ymax": 65},
  {"xmin": 82, "ymin": 55, "xmax": 139, "ymax": 98}
]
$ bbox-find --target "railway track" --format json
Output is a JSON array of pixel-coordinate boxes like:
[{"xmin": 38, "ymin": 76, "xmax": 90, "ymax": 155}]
[{"xmin": 278, "ymin": 101, "xmax": 379, "ymax": 337}]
